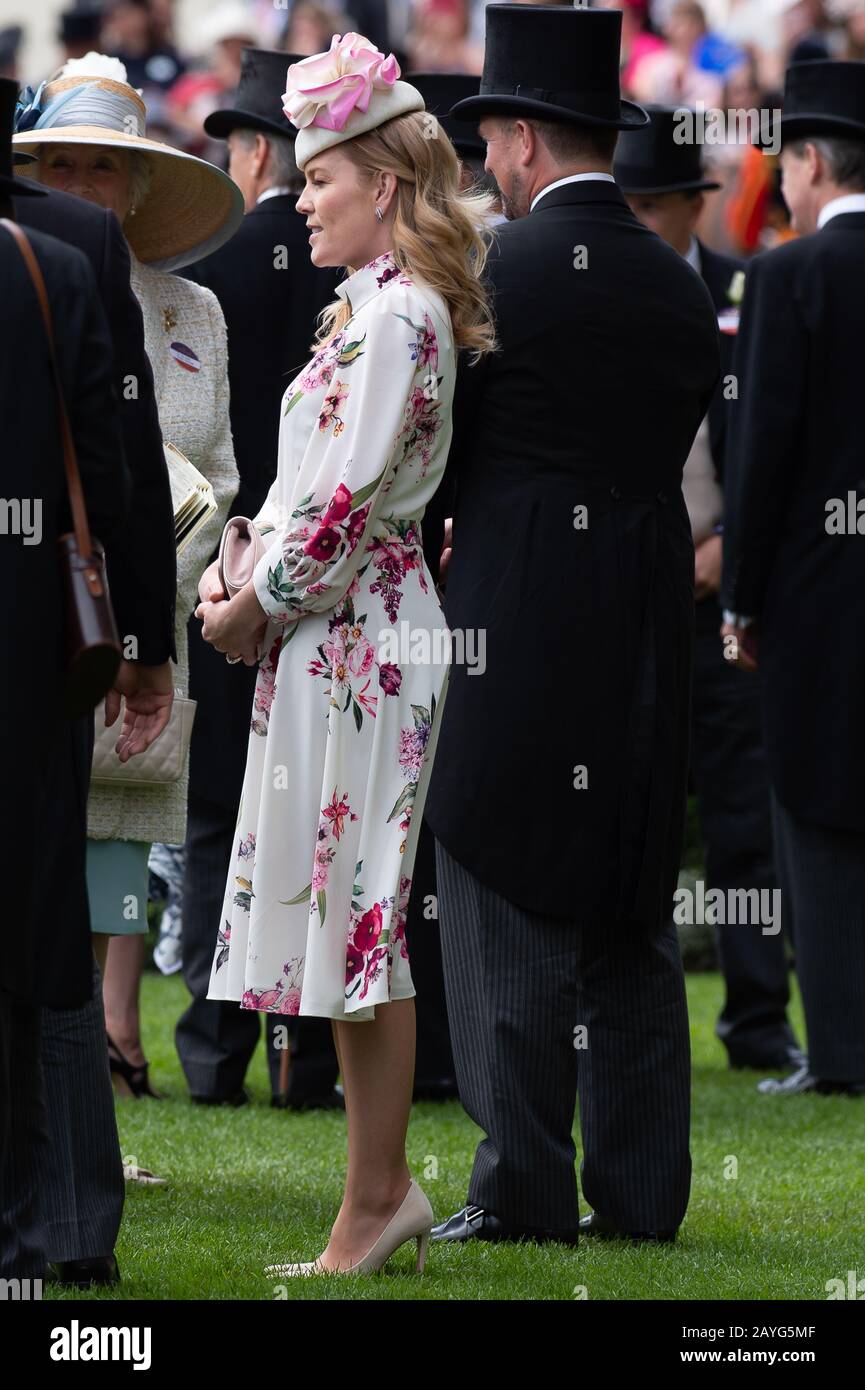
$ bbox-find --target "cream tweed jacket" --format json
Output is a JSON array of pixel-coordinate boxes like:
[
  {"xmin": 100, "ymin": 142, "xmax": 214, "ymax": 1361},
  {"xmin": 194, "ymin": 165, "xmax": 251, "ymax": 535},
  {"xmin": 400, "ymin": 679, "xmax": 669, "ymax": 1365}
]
[{"xmin": 88, "ymin": 255, "xmax": 238, "ymax": 845}]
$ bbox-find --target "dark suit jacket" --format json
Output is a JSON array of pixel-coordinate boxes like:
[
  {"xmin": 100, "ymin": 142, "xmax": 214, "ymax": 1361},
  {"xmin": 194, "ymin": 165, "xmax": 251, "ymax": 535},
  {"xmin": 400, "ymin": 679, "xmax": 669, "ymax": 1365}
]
[
  {"xmin": 13, "ymin": 181, "xmax": 176, "ymax": 664},
  {"xmin": 0, "ymin": 223, "xmax": 127, "ymax": 1007},
  {"xmin": 698, "ymin": 240, "xmax": 744, "ymax": 483},
  {"xmin": 425, "ymin": 180, "xmax": 720, "ymax": 926},
  {"xmin": 723, "ymin": 211, "xmax": 865, "ymax": 832},
  {"xmin": 181, "ymin": 193, "xmax": 340, "ymax": 809}
]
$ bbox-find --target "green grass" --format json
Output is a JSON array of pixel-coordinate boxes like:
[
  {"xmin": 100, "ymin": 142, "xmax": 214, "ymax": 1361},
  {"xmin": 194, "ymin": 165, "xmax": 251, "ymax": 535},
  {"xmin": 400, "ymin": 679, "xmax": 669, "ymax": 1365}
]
[{"xmin": 47, "ymin": 971, "xmax": 865, "ymax": 1302}]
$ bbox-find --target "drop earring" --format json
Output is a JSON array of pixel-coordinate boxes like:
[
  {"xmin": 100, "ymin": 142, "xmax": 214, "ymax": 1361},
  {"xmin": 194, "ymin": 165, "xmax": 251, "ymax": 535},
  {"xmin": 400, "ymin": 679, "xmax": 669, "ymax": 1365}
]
[{"xmin": 375, "ymin": 206, "xmax": 383, "ymax": 222}]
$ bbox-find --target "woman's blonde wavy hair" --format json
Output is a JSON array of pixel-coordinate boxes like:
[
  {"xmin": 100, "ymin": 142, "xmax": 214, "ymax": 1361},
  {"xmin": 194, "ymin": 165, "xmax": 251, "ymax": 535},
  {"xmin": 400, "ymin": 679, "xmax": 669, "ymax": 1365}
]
[{"xmin": 311, "ymin": 110, "xmax": 498, "ymax": 363}]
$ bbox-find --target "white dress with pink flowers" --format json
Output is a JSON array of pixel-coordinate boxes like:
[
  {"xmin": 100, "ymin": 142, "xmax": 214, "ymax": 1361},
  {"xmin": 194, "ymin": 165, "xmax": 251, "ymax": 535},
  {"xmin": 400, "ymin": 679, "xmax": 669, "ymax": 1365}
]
[{"xmin": 207, "ymin": 251, "xmax": 454, "ymax": 1020}]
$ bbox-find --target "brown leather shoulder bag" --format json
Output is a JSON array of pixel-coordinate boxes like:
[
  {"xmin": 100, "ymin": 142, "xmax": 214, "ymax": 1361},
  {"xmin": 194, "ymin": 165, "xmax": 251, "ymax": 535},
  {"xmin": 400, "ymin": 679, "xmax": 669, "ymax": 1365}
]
[{"xmin": 1, "ymin": 217, "xmax": 121, "ymax": 717}]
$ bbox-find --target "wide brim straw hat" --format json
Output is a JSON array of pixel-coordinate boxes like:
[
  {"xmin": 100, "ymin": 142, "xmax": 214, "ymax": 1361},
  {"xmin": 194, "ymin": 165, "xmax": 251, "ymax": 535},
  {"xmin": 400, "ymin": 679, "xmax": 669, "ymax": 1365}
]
[
  {"xmin": 283, "ymin": 33, "xmax": 425, "ymax": 171},
  {"xmin": 13, "ymin": 57, "xmax": 244, "ymax": 270}
]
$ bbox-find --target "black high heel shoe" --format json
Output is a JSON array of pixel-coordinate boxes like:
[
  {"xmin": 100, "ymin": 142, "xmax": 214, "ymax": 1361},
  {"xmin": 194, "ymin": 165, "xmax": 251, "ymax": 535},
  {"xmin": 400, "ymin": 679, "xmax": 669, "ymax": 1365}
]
[{"xmin": 106, "ymin": 1032, "xmax": 163, "ymax": 1099}]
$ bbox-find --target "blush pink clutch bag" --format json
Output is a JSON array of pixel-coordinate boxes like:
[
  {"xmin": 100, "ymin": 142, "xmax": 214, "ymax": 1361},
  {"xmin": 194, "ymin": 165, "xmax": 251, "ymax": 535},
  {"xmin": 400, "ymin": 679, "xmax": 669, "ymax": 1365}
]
[{"xmin": 217, "ymin": 517, "xmax": 267, "ymax": 599}]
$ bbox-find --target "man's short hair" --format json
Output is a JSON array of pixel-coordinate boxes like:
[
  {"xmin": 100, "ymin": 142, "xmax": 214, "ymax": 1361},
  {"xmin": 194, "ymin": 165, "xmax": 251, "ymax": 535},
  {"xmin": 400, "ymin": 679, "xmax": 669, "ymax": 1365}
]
[
  {"xmin": 234, "ymin": 127, "xmax": 303, "ymax": 194},
  {"xmin": 790, "ymin": 135, "xmax": 865, "ymax": 192},
  {"xmin": 522, "ymin": 118, "xmax": 619, "ymax": 168}
]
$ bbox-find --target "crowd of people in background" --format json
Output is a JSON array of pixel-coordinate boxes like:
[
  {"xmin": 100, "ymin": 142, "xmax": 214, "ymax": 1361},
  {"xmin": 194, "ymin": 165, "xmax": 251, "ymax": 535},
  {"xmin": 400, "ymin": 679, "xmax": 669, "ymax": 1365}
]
[
  {"xmin": 1, "ymin": 0, "xmax": 863, "ymax": 1287},
  {"xmin": 2, "ymin": 0, "xmax": 865, "ymax": 257}
]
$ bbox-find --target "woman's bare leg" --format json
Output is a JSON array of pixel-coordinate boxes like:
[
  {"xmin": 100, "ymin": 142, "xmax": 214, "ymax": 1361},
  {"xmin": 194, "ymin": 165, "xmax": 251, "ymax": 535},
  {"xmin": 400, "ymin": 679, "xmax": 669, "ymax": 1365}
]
[
  {"xmin": 103, "ymin": 932, "xmax": 147, "ymax": 1068},
  {"xmin": 92, "ymin": 932, "xmax": 110, "ymax": 977},
  {"xmin": 318, "ymin": 998, "xmax": 416, "ymax": 1269}
]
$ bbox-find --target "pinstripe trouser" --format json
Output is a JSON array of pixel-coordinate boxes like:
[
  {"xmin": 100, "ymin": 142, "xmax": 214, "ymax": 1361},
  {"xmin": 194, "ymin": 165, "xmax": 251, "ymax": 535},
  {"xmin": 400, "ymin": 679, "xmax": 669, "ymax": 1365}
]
[
  {"xmin": 435, "ymin": 841, "xmax": 692, "ymax": 1232},
  {"xmin": 772, "ymin": 794, "xmax": 865, "ymax": 1082},
  {"xmin": 0, "ymin": 999, "xmax": 47, "ymax": 1278},
  {"xmin": 34, "ymin": 959, "xmax": 125, "ymax": 1262}
]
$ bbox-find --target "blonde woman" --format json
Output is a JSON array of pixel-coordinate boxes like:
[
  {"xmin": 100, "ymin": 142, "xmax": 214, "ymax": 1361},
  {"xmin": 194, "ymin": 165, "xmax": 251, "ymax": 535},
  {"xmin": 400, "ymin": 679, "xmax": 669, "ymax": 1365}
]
[
  {"xmin": 14, "ymin": 54, "xmax": 242, "ymax": 1094},
  {"xmin": 196, "ymin": 33, "xmax": 495, "ymax": 1274}
]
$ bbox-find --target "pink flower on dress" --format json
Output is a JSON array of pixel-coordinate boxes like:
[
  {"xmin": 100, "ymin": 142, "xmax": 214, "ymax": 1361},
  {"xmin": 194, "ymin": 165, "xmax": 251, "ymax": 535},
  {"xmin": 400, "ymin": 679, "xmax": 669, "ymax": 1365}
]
[
  {"xmin": 283, "ymin": 33, "xmax": 400, "ymax": 134},
  {"xmin": 322, "ymin": 788, "xmax": 354, "ymax": 841},
  {"xmin": 318, "ymin": 379, "xmax": 350, "ymax": 436},
  {"xmin": 353, "ymin": 902, "xmax": 383, "ymax": 953},
  {"xmin": 322, "ymin": 482, "xmax": 353, "ymax": 526},
  {"xmin": 379, "ymin": 662, "xmax": 402, "ymax": 695},
  {"xmin": 283, "ymin": 988, "xmax": 301, "ymax": 1016},
  {"xmin": 304, "ymin": 525, "xmax": 341, "ymax": 562},
  {"xmin": 348, "ymin": 635, "xmax": 375, "ymax": 676},
  {"xmin": 398, "ymin": 720, "xmax": 430, "ymax": 782},
  {"xmin": 345, "ymin": 942, "xmax": 364, "ymax": 985}
]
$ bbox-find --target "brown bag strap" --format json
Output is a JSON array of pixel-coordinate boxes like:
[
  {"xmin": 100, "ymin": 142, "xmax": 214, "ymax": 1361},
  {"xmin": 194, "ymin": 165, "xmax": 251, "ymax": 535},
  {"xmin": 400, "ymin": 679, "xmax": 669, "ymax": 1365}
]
[{"xmin": 0, "ymin": 217, "xmax": 95, "ymax": 561}]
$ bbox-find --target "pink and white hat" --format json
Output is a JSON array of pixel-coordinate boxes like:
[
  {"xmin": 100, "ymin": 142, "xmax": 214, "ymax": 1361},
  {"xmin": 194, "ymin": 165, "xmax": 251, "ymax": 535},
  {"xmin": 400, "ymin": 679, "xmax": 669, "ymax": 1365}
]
[{"xmin": 282, "ymin": 32, "xmax": 425, "ymax": 170}]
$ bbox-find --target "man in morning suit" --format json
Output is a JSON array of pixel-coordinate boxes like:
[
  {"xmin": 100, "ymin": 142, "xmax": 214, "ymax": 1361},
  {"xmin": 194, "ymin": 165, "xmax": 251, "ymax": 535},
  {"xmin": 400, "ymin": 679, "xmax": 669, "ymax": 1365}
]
[
  {"xmin": 0, "ymin": 76, "xmax": 130, "ymax": 1280},
  {"xmin": 722, "ymin": 60, "xmax": 865, "ymax": 1098},
  {"xmin": 614, "ymin": 107, "xmax": 804, "ymax": 1076},
  {"xmin": 426, "ymin": 5, "xmax": 720, "ymax": 1245},
  {"xmin": 8, "ymin": 82, "xmax": 177, "ymax": 1286},
  {"xmin": 177, "ymin": 49, "xmax": 342, "ymax": 1108}
]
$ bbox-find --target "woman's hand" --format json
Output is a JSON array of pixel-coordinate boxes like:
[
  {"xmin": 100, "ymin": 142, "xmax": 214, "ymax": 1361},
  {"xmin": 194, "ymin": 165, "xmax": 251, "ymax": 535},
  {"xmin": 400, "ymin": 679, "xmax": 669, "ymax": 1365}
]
[
  {"xmin": 195, "ymin": 583, "xmax": 267, "ymax": 666},
  {"xmin": 198, "ymin": 558, "xmax": 225, "ymax": 604}
]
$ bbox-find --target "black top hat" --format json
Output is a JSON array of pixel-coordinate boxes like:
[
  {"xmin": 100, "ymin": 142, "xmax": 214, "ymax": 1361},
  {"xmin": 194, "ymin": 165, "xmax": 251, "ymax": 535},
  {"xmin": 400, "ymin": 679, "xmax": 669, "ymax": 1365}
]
[
  {"xmin": 58, "ymin": 3, "xmax": 104, "ymax": 46},
  {"xmin": 614, "ymin": 106, "xmax": 720, "ymax": 195},
  {"xmin": 0, "ymin": 78, "xmax": 44, "ymax": 199},
  {"xmin": 205, "ymin": 48, "xmax": 302, "ymax": 141},
  {"xmin": 450, "ymin": 5, "xmax": 647, "ymax": 131},
  {"xmin": 778, "ymin": 59, "xmax": 865, "ymax": 142},
  {"xmin": 409, "ymin": 73, "xmax": 483, "ymax": 158}
]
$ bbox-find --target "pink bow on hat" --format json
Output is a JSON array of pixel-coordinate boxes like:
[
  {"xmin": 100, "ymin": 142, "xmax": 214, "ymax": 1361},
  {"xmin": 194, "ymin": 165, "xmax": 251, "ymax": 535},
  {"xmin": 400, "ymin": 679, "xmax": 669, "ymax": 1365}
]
[{"xmin": 282, "ymin": 32, "xmax": 401, "ymax": 134}]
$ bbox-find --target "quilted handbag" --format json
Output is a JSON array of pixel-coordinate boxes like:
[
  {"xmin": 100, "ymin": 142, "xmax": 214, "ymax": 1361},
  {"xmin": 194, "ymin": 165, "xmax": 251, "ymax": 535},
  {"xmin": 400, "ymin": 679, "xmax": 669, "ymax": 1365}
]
[{"xmin": 90, "ymin": 696, "xmax": 196, "ymax": 786}]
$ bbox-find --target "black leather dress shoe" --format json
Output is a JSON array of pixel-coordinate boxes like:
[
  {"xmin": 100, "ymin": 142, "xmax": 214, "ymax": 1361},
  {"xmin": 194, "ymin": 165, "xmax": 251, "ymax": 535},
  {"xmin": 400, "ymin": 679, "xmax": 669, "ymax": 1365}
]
[
  {"xmin": 191, "ymin": 1088, "xmax": 250, "ymax": 1107},
  {"xmin": 48, "ymin": 1255, "xmax": 120, "ymax": 1287},
  {"xmin": 729, "ymin": 1043, "xmax": 807, "ymax": 1073},
  {"xmin": 758, "ymin": 1064, "xmax": 865, "ymax": 1096},
  {"xmin": 579, "ymin": 1212, "xmax": 677, "ymax": 1244},
  {"xmin": 431, "ymin": 1204, "xmax": 579, "ymax": 1246},
  {"xmin": 271, "ymin": 1089, "xmax": 345, "ymax": 1111}
]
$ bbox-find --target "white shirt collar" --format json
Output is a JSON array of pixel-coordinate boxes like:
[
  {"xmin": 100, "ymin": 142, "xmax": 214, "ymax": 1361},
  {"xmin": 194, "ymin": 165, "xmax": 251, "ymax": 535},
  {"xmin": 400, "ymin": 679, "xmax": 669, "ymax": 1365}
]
[
  {"xmin": 817, "ymin": 194, "xmax": 865, "ymax": 229},
  {"xmin": 530, "ymin": 172, "xmax": 616, "ymax": 213},
  {"xmin": 256, "ymin": 186, "xmax": 296, "ymax": 206},
  {"xmin": 684, "ymin": 235, "xmax": 701, "ymax": 271}
]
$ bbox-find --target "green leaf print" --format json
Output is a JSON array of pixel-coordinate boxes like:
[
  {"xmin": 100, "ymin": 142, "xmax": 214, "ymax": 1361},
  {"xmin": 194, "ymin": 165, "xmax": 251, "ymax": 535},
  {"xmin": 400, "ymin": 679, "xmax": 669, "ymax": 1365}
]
[
  {"xmin": 387, "ymin": 781, "xmax": 417, "ymax": 824},
  {"xmin": 280, "ymin": 883, "xmax": 312, "ymax": 906},
  {"xmin": 317, "ymin": 890, "xmax": 327, "ymax": 926},
  {"xmin": 352, "ymin": 699, "xmax": 363, "ymax": 733},
  {"xmin": 349, "ymin": 465, "xmax": 388, "ymax": 512}
]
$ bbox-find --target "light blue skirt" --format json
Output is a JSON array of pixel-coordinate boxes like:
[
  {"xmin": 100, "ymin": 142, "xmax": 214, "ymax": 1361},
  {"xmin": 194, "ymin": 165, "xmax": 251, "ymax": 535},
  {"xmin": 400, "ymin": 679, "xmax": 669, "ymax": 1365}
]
[{"xmin": 87, "ymin": 839, "xmax": 151, "ymax": 936}]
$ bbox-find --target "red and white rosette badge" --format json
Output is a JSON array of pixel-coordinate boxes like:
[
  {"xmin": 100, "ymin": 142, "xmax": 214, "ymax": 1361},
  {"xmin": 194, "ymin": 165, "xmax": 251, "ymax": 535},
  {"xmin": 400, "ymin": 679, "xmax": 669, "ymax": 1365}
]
[{"xmin": 281, "ymin": 33, "xmax": 423, "ymax": 168}]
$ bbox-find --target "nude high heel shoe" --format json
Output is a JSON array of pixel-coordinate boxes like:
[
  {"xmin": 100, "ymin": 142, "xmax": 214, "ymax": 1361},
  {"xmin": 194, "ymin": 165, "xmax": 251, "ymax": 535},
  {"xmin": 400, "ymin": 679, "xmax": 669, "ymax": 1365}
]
[{"xmin": 265, "ymin": 1180, "xmax": 434, "ymax": 1278}]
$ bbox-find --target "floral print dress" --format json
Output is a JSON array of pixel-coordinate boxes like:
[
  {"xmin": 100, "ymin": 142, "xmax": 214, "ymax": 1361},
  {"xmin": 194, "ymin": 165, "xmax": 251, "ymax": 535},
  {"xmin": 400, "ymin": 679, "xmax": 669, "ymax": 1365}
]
[{"xmin": 207, "ymin": 251, "xmax": 454, "ymax": 1021}]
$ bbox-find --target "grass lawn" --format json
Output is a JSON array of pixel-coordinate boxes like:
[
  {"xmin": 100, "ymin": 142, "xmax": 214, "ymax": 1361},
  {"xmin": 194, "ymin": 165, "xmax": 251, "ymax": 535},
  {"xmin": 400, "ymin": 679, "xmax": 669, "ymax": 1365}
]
[{"xmin": 47, "ymin": 970, "xmax": 865, "ymax": 1302}]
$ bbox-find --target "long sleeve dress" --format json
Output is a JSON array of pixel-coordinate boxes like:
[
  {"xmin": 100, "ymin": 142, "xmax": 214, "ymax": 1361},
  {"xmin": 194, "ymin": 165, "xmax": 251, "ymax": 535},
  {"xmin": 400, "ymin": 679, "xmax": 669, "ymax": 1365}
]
[
  {"xmin": 87, "ymin": 256, "xmax": 239, "ymax": 848},
  {"xmin": 207, "ymin": 250, "xmax": 454, "ymax": 1021}
]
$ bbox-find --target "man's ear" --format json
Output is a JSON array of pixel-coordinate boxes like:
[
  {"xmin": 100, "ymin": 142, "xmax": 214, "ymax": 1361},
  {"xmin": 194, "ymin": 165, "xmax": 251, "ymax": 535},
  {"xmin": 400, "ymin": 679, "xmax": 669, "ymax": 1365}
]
[
  {"xmin": 687, "ymin": 191, "xmax": 705, "ymax": 230},
  {"xmin": 516, "ymin": 118, "xmax": 536, "ymax": 168},
  {"xmin": 254, "ymin": 132, "xmax": 269, "ymax": 177}
]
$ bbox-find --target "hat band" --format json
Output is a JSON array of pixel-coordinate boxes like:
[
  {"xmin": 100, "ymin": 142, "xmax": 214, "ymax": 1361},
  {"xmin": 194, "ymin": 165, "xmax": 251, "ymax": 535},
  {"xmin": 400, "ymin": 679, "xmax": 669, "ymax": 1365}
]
[
  {"xmin": 485, "ymin": 83, "xmax": 620, "ymax": 121},
  {"xmin": 28, "ymin": 82, "xmax": 145, "ymax": 139}
]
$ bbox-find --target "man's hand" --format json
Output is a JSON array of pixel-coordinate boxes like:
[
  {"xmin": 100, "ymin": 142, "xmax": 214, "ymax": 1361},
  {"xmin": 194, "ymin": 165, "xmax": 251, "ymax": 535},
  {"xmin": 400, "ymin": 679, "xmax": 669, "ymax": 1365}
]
[
  {"xmin": 720, "ymin": 621, "xmax": 759, "ymax": 673},
  {"xmin": 438, "ymin": 517, "xmax": 453, "ymax": 587},
  {"xmin": 104, "ymin": 660, "xmax": 174, "ymax": 761},
  {"xmin": 695, "ymin": 533, "xmax": 723, "ymax": 601}
]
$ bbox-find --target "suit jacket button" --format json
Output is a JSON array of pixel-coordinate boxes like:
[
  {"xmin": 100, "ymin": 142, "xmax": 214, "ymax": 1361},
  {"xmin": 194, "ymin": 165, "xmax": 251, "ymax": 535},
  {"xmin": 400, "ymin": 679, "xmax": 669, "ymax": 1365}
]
[
  {"xmin": 610, "ymin": 485, "xmax": 621, "ymax": 500},
  {"xmin": 656, "ymin": 490, "xmax": 667, "ymax": 504}
]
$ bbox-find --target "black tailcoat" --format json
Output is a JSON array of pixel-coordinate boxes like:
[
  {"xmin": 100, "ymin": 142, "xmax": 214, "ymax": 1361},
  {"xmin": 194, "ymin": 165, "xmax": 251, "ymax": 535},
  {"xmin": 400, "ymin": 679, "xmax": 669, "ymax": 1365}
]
[
  {"xmin": 425, "ymin": 180, "xmax": 720, "ymax": 927},
  {"xmin": 698, "ymin": 240, "xmax": 743, "ymax": 481},
  {"xmin": 13, "ymin": 183, "xmax": 177, "ymax": 664},
  {"xmin": 181, "ymin": 194, "xmax": 340, "ymax": 809},
  {"xmin": 722, "ymin": 211, "xmax": 865, "ymax": 833},
  {"xmin": 1, "ymin": 227, "xmax": 127, "ymax": 1007}
]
